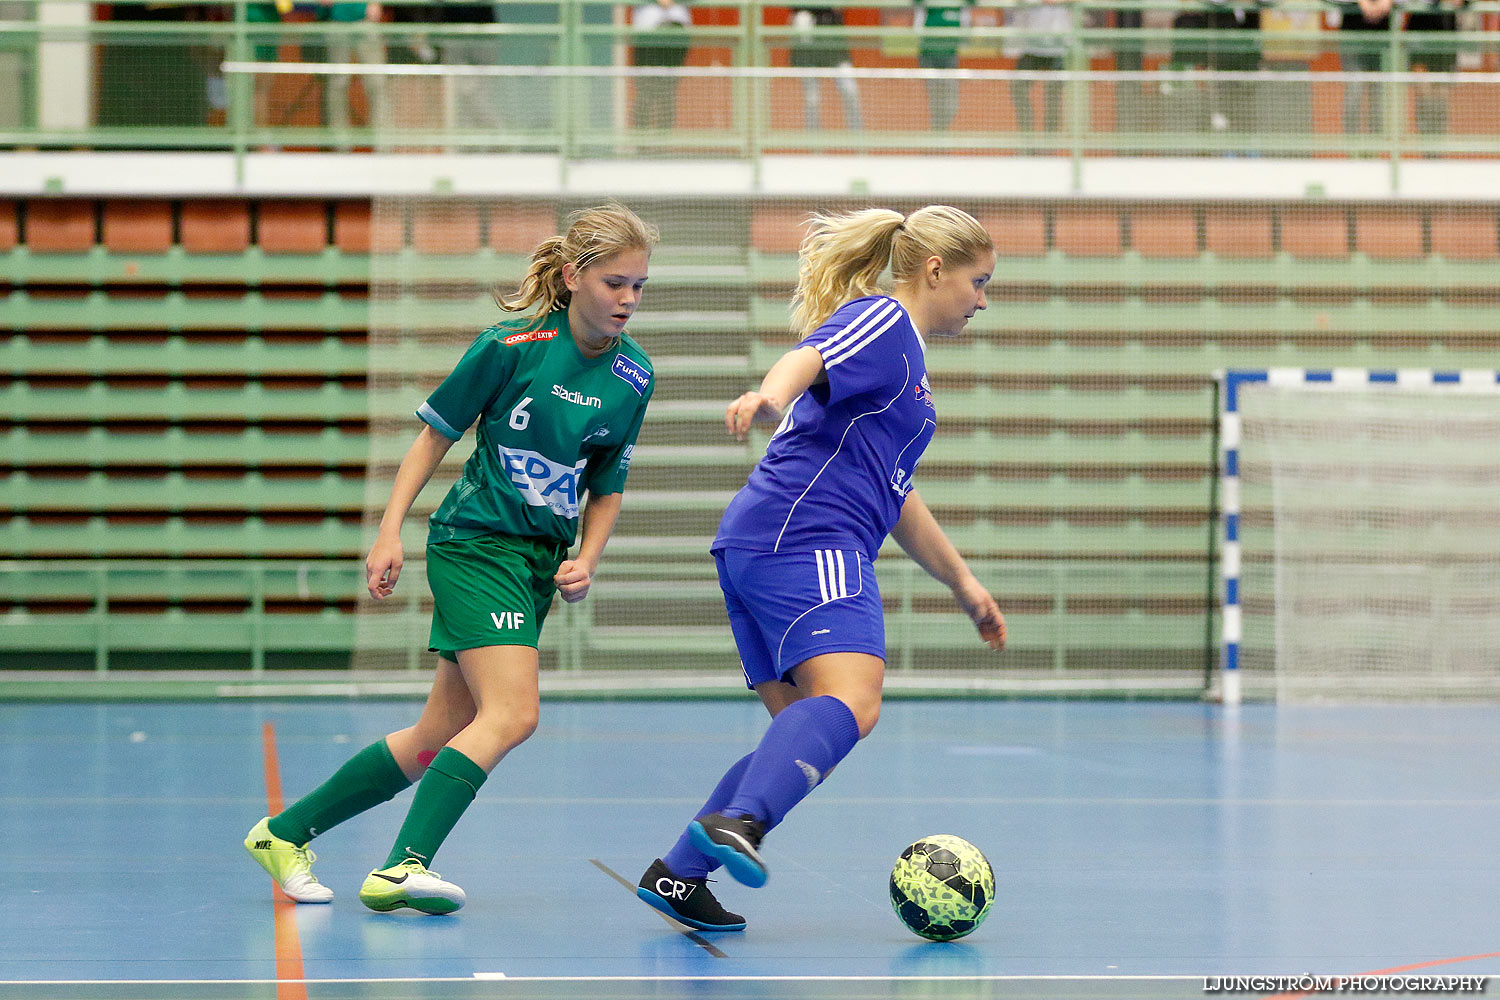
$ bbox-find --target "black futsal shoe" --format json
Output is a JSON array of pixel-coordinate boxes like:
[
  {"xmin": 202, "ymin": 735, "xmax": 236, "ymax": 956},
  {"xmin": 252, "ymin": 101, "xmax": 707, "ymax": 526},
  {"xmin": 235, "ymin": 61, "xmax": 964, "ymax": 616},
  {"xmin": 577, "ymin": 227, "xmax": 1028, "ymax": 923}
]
[
  {"xmin": 687, "ymin": 812, "xmax": 768, "ymax": 888},
  {"xmin": 636, "ymin": 858, "xmax": 747, "ymax": 931}
]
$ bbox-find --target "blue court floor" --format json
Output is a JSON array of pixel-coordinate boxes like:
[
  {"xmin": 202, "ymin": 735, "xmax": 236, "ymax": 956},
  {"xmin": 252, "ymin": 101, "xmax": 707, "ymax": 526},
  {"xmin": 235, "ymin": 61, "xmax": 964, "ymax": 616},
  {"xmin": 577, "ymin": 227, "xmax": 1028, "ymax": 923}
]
[{"xmin": 3, "ymin": 697, "xmax": 1499, "ymax": 1000}]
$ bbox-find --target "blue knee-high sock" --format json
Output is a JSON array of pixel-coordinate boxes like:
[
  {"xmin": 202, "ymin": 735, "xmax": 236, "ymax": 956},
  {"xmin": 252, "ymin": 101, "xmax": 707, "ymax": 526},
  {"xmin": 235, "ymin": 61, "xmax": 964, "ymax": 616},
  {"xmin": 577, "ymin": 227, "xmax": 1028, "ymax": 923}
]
[
  {"xmin": 662, "ymin": 752, "xmax": 754, "ymax": 879},
  {"xmin": 725, "ymin": 695, "xmax": 861, "ymax": 830}
]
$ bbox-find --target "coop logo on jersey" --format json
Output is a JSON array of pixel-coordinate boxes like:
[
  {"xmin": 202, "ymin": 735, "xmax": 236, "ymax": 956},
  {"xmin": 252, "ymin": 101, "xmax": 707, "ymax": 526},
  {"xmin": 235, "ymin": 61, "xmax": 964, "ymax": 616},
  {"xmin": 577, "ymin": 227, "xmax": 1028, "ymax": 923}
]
[
  {"xmin": 611, "ymin": 355, "xmax": 652, "ymax": 396},
  {"xmin": 914, "ymin": 374, "xmax": 934, "ymax": 409},
  {"xmin": 502, "ymin": 328, "xmax": 559, "ymax": 346},
  {"xmin": 552, "ymin": 384, "xmax": 602, "ymax": 409},
  {"xmin": 499, "ymin": 446, "xmax": 589, "ymax": 518}
]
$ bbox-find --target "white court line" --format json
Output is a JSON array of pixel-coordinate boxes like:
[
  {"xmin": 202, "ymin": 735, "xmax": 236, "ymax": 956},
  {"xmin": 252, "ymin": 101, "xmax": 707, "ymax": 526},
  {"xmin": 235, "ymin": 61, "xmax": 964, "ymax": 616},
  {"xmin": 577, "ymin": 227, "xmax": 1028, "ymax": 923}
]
[
  {"xmin": 472, "ymin": 975, "xmax": 1203, "ymax": 982},
  {"xmin": 0, "ymin": 975, "xmax": 1204, "ymax": 985}
]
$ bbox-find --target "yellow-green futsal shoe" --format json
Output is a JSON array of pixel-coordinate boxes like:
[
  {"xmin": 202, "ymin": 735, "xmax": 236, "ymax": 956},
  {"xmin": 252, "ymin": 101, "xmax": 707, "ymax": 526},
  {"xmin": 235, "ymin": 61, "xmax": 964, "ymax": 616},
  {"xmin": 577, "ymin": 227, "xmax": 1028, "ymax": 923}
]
[
  {"xmin": 243, "ymin": 816, "xmax": 334, "ymax": 903},
  {"xmin": 359, "ymin": 859, "xmax": 466, "ymax": 915}
]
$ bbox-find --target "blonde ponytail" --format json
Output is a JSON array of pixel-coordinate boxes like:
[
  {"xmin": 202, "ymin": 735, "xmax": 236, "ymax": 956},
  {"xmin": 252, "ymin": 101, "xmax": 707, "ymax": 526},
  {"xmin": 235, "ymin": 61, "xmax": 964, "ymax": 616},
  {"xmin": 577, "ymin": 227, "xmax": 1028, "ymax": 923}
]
[
  {"xmin": 790, "ymin": 209, "xmax": 905, "ymax": 338},
  {"xmin": 496, "ymin": 203, "xmax": 659, "ymax": 325},
  {"xmin": 789, "ymin": 205, "xmax": 995, "ymax": 336}
]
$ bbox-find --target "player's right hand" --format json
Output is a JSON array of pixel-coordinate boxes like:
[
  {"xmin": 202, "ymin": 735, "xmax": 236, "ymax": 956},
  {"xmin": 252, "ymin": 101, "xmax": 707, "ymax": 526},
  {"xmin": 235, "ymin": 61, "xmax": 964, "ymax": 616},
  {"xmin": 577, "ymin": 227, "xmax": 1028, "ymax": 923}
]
[
  {"xmin": 725, "ymin": 391, "xmax": 782, "ymax": 441},
  {"xmin": 366, "ymin": 535, "xmax": 404, "ymax": 600}
]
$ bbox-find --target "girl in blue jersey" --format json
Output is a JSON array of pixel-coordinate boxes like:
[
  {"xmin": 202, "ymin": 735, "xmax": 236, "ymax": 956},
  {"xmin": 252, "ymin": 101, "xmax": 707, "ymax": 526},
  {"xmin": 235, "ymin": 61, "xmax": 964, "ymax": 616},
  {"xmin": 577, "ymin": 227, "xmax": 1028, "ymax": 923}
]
[{"xmin": 636, "ymin": 205, "xmax": 1007, "ymax": 932}]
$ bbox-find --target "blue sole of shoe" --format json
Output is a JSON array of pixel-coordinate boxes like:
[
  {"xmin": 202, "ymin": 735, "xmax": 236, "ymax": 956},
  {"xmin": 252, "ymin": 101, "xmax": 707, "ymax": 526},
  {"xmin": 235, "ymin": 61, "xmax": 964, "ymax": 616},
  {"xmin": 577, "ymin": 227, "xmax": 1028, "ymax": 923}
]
[
  {"xmin": 688, "ymin": 820, "xmax": 768, "ymax": 889},
  {"xmin": 635, "ymin": 887, "xmax": 746, "ymax": 932}
]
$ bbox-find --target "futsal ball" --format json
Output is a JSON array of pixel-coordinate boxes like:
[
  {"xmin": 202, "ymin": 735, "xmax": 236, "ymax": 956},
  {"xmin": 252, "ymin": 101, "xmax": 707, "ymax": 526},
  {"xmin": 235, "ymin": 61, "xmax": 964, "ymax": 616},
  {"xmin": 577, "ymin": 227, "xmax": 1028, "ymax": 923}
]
[{"xmin": 889, "ymin": 834, "xmax": 994, "ymax": 941}]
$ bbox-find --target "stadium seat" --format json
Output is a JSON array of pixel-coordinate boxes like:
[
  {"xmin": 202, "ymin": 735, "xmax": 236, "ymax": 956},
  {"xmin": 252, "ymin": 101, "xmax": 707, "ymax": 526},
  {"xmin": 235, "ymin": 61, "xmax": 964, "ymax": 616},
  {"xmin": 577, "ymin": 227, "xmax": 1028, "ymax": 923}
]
[
  {"xmin": 1204, "ymin": 207, "xmax": 1273, "ymax": 259},
  {"xmin": 981, "ymin": 206, "xmax": 1046, "ymax": 257},
  {"xmin": 412, "ymin": 202, "xmax": 482, "ymax": 255},
  {"xmin": 1430, "ymin": 208, "xmax": 1499, "ymax": 261},
  {"xmin": 488, "ymin": 202, "xmax": 559, "ymax": 253},
  {"xmin": 334, "ymin": 201, "xmax": 372, "ymax": 253},
  {"xmin": 0, "ymin": 200, "xmax": 17, "ymax": 251},
  {"xmin": 258, "ymin": 201, "xmax": 328, "ymax": 254},
  {"xmin": 101, "ymin": 201, "xmax": 173, "ymax": 254},
  {"xmin": 180, "ymin": 200, "xmax": 252, "ymax": 253},
  {"xmin": 1054, "ymin": 207, "xmax": 1123, "ymax": 257},
  {"xmin": 1280, "ymin": 206, "xmax": 1350, "ymax": 259},
  {"xmin": 750, "ymin": 204, "xmax": 813, "ymax": 254},
  {"xmin": 1131, "ymin": 207, "xmax": 1198, "ymax": 259},
  {"xmin": 1354, "ymin": 207, "xmax": 1423, "ymax": 260},
  {"xmin": 25, "ymin": 199, "xmax": 96, "ymax": 253}
]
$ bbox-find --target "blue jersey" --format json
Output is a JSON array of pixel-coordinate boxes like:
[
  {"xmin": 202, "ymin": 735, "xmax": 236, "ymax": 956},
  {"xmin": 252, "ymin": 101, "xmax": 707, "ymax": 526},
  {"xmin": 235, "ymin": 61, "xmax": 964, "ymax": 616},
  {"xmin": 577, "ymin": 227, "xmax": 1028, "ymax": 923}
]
[{"xmin": 713, "ymin": 295, "xmax": 936, "ymax": 560}]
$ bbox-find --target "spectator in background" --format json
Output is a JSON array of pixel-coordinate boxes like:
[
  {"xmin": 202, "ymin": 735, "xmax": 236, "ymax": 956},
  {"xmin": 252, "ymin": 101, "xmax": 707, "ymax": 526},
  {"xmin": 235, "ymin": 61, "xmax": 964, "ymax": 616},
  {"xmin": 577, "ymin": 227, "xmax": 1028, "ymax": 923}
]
[
  {"xmin": 1260, "ymin": 0, "xmax": 1320, "ymax": 139},
  {"xmin": 1333, "ymin": 0, "xmax": 1397, "ymax": 135},
  {"xmin": 1164, "ymin": 0, "xmax": 1262, "ymax": 145},
  {"xmin": 1406, "ymin": 0, "xmax": 1467, "ymax": 141},
  {"xmin": 915, "ymin": 0, "xmax": 973, "ymax": 129},
  {"xmin": 322, "ymin": 0, "xmax": 385, "ymax": 145},
  {"xmin": 632, "ymin": 0, "xmax": 691, "ymax": 130},
  {"xmin": 790, "ymin": 6, "xmax": 864, "ymax": 131},
  {"xmin": 1005, "ymin": 0, "xmax": 1070, "ymax": 138},
  {"xmin": 1110, "ymin": 2, "xmax": 1146, "ymax": 134},
  {"xmin": 1208, "ymin": 0, "xmax": 1264, "ymax": 139}
]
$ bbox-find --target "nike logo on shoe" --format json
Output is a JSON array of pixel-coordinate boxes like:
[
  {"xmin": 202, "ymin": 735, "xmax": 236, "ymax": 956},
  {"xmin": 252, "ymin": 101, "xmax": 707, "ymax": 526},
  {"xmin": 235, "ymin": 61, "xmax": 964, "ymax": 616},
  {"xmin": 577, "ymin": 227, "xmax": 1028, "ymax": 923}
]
[
  {"xmin": 253, "ymin": 840, "xmax": 273, "ymax": 850},
  {"xmin": 370, "ymin": 871, "xmax": 409, "ymax": 885}
]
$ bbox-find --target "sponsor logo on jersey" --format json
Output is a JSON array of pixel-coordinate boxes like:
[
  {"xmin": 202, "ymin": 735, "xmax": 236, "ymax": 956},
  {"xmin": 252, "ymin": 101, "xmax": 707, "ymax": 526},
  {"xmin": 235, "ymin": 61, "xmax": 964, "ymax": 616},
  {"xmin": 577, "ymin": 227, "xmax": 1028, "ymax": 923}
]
[
  {"xmin": 499, "ymin": 446, "xmax": 590, "ymax": 518},
  {"xmin": 915, "ymin": 374, "xmax": 934, "ymax": 409},
  {"xmin": 582, "ymin": 424, "xmax": 612, "ymax": 443},
  {"xmin": 611, "ymin": 355, "xmax": 652, "ymax": 396},
  {"xmin": 618, "ymin": 443, "xmax": 634, "ymax": 474},
  {"xmin": 502, "ymin": 328, "xmax": 559, "ymax": 346},
  {"xmin": 552, "ymin": 384, "xmax": 602, "ymax": 409}
]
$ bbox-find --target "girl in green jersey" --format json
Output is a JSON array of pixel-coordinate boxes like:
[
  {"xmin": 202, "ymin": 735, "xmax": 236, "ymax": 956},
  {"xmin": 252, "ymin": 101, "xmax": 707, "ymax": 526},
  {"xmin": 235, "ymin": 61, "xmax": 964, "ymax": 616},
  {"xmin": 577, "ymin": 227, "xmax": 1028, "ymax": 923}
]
[{"xmin": 245, "ymin": 204, "xmax": 658, "ymax": 914}]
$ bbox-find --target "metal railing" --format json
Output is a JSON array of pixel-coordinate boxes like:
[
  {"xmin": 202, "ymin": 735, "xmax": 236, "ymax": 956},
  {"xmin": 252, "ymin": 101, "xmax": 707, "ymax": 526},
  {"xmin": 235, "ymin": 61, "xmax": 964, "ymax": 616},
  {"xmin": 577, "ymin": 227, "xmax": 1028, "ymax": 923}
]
[{"xmin": 1, "ymin": 0, "xmax": 1497, "ymax": 163}]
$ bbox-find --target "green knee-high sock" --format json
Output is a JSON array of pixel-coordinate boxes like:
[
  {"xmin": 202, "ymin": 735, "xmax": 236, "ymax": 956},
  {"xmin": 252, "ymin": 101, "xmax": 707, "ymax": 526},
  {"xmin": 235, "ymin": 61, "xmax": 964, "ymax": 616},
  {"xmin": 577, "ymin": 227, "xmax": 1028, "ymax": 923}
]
[
  {"xmin": 268, "ymin": 739, "xmax": 411, "ymax": 846},
  {"xmin": 382, "ymin": 747, "xmax": 488, "ymax": 870}
]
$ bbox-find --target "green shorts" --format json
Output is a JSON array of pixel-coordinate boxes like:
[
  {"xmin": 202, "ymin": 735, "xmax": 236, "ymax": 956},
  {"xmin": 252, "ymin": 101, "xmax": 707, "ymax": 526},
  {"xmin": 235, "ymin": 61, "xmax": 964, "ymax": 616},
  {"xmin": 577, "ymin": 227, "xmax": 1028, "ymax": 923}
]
[{"xmin": 426, "ymin": 533, "xmax": 569, "ymax": 659}]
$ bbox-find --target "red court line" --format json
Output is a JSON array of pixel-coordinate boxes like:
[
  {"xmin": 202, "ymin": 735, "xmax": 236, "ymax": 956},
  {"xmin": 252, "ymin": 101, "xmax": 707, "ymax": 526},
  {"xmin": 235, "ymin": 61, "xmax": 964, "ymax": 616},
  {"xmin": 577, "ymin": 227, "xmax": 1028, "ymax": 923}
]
[
  {"xmin": 261, "ymin": 721, "xmax": 310, "ymax": 1000},
  {"xmin": 1265, "ymin": 952, "xmax": 1500, "ymax": 998}
]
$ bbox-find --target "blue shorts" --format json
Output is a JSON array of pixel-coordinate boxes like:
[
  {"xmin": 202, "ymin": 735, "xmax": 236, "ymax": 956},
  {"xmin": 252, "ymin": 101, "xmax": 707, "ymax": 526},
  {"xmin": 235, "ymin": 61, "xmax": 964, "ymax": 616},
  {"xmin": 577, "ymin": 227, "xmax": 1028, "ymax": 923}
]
[{"xmin": 713, "ymin": 547, "xmax": 886, "ymax": 688}]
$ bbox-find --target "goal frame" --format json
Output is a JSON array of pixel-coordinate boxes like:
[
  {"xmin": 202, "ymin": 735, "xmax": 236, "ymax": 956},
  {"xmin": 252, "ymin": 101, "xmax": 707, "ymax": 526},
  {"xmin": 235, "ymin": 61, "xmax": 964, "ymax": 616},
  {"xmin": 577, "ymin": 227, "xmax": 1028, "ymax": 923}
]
[{"xmin": 1218, "ymin": 367, "xmax": 1500, "ymax": 706}]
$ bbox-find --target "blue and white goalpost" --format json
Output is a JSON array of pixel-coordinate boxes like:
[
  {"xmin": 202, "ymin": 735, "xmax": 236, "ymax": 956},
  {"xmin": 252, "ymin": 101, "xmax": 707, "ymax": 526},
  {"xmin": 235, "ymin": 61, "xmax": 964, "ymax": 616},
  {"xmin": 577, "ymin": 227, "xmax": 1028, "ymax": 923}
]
[{"xmin": 1219, "ymin": 368, "xmax": 1500, "ymax": 705}]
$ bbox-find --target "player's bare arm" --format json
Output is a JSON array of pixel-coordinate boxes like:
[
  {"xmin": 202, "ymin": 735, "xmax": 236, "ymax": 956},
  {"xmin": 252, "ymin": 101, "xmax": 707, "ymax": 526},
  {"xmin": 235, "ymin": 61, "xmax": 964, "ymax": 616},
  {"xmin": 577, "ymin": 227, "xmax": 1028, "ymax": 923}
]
[
  {"xmin": 890, "ymin": 489, "xmax": 1006, "ymax": 651},
  {"xmin": 366, "ymin": 424, "xmax": 457, "ymax": 600},
  {"xmin": 726, "ymin": 345, "xmax": 826, "ymax": 440},
  {"xmin": 555, "ymin": 490, "xmax": 624, "ymax": 603}
]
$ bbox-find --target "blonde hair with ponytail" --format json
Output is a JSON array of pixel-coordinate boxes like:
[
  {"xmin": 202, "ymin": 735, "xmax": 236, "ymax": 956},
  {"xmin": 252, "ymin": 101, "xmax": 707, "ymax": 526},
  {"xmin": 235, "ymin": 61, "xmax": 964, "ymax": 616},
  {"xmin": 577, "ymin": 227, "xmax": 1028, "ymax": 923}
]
[
  {"xmin": 497, "ymin": 203, "xmax": 659, "ymax": 326},
  {"xmin": 789, "ymin": 205, "xmax": 994, "ymax": 336}
]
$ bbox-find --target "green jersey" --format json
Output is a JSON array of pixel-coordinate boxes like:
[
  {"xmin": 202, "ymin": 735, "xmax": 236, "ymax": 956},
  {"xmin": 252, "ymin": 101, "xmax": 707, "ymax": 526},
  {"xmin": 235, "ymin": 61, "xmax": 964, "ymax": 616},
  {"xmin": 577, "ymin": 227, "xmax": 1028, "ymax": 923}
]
[{"xmin": 419, "ymin": 309, "xmax": 654, "ymax": 547}]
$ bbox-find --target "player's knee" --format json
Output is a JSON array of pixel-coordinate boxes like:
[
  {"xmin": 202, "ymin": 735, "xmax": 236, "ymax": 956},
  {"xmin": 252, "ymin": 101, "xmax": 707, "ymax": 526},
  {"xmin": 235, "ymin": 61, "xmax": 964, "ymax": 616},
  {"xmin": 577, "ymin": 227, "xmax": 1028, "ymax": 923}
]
[
  {"xmin": 830, "ymin": 692, "xmax": 880, "ymax": 739},
  {"xmin": 486, "ymin": 705, "xmax": 538, "ymax": 750},
  {"xmin": 852, "ymin": 698, "xmax": 881, "ymax": 739}
]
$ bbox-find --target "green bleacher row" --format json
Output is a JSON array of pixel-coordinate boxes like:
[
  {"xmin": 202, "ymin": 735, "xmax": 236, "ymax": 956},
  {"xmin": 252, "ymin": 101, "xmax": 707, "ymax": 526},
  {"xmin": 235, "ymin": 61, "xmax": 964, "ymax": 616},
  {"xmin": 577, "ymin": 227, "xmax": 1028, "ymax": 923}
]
[
  {"xmin": 8, "ymin": 195, "xmax": 1497, "ymax": 670},
  {"xmin": 0, "ymin": 557, "xmax": 1209, "ymax": 676}
]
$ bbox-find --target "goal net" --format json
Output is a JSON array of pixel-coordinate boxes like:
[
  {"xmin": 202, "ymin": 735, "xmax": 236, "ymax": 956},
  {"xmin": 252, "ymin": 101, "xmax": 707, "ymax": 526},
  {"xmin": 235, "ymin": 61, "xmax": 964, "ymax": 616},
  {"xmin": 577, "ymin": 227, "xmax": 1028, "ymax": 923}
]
[{"xmin": 1221, "ymin": 369, "xmax": 1500, "ymax": 704}]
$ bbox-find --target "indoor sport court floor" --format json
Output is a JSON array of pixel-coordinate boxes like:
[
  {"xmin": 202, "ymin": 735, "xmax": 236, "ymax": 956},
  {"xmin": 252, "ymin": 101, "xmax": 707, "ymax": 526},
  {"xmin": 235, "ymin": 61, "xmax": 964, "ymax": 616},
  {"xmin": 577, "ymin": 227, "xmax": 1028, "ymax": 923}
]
[{"xmin": 4, "ymin": 697, "xmax": 1499, "ymax": 1000}]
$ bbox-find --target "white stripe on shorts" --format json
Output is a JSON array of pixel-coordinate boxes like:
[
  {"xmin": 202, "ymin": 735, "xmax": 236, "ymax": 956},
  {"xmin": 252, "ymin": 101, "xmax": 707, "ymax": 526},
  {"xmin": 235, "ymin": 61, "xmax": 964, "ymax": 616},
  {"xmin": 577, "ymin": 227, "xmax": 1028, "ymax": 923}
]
[{"xmin": 815, "ymin": 549, "xmax": 849, "ymax": 603}]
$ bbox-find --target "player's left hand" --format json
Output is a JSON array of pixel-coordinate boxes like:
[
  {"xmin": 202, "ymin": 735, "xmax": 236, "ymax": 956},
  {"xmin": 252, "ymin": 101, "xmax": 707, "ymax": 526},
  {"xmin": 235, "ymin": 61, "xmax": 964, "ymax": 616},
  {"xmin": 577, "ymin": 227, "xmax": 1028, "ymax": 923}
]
[
  {"xmin": 954, "ymin": 577, "xmax": 1006, "ymax": 651},
  {"xmin": 554, "ymin": 560, "xmax": 593, "ymax": 603}
]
